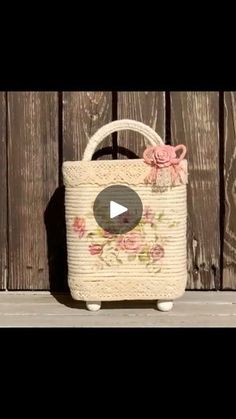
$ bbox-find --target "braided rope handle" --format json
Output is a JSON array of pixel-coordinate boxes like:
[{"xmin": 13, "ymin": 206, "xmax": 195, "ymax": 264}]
[{"xmin": 82, "ymin": 119, "xmax": 164, "ymax": 161}]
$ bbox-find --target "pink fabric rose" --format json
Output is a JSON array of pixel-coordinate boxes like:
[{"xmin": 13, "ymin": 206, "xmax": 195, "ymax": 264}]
[
  {"xmin": 73, "ymin": 217, "xmax": 86, "ymax": 238},
  {"xmin": 143, "ymin": 144, "xmax": 186, "ymax": 184},
  {"xmin": 143, "ymin": 144, "xmax": 187, "ymax": 169},
  {"xmin": 143, "ymin": 206, "xmax": 155, "ymax": 225},
  {"xmin": 117, "ymin": 232, "xmax": 143, "ymax": 254},
  {"xmin": 89, "ymin": 244, "xmax": 102, "ymax": 256},
  {"xmin": 152, "ymin": 145, "xmax": 177, "ymax": 168},
  {"xmin": 150, "ymin": 244, "xmax": 165, "ymax": 261}
]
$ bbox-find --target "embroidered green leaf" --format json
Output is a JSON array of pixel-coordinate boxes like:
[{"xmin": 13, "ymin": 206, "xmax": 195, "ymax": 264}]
[
  {"xmin": 146, "ymin": 263, "xmax": 162, "ymax": 273},
  {"xmin": 168, "ymin": 221, "xmax": 179, "ymax": 227},
  {"xmin": 87, "ymin": 232, "xmax": 95, "ymax": 238},
  {"xmin": 138, "ymin": 253, "xmax": 150, "ymax": 262},
  {"xmin": 94, "ymin": 227, "xmax": 102, "ymax": 237},
  {"xmin": 127, "ymin": 254, "xmax": 136, "ymax": 262},
  {"xmin": 157, "ymin": 212, "xmax": 165, "ymax": 221}
]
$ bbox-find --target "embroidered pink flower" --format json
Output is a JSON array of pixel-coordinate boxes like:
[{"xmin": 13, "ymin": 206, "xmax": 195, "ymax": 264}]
[
  {"xmin": 103, "ymin": 230, "xmax": 113, "ymax": 238},
  {"xmin": 89, "ymin": 244, "xmax": 103, "ymax": 256},
  {"xmin": 143, "ymin": 206, "xmax": 155, "ymax": 225},
  {"xmin": 73, "ymin": 217, "xmax": 86, "ymax": 238},
  {"xmin": 150, "ymin": 244, "xmax": 165, "ymax": 261},
  {"xmin": 117, "ymin": 232, "xmax": 143, "ymax": 254}
]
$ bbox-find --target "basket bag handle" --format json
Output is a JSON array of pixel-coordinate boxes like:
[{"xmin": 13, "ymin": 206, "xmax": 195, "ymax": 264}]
[{"xmin": 82, "ymin": 119, "xmax": 165, "ymax": 161}]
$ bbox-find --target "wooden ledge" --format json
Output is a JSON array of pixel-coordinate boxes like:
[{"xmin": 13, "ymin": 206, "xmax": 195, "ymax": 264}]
[{"xmin": 0, "ymin": 291, "xmax": 236, "ymax": 327}]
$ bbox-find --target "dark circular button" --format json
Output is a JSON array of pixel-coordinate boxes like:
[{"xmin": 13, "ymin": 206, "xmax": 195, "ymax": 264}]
[{"xmin": 93, "ymin": 185, "xmax": 143, "ymax": 235}]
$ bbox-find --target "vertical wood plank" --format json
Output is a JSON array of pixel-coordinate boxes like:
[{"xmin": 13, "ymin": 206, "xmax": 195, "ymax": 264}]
[
  {"xmin": 223, "ymin": 92, "xmax": 236, "ymax": 288},
  {"xmin": 61, "ymin": 92, "xmax": 112, "ymax": 291},
  {"xmin": 0, "ymin": 92, "xmax": 7, "ymax": 289},
  {"xmin": 117, "ymin": 92, "xmax": 165, "ymax": 157},
  {"xmin": 8, "ymin": 92, "xmax": 58, "ymax": 289},
  {"xmin": 63, "ymin": 92, "xmax": 113, "ymax": 160},
  {"xmin": 171, "ymin": 92, "xmax": 220, "ymax": 289}
]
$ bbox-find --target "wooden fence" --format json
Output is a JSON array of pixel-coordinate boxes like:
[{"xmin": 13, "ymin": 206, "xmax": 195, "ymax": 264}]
[{"xmin": 0, "ymin": 92, "xmax": 235, "ymax": 291}]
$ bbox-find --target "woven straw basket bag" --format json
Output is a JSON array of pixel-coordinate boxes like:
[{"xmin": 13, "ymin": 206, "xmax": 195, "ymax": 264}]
[{"xmin": 63, "ymin": 120, "xmax": 188, "ymax": 312}]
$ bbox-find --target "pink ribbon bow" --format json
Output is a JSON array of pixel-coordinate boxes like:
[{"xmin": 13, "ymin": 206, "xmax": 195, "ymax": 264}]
[{"xmin": 143, "ymin": 144, "xmax": 187, "ymax": 185}]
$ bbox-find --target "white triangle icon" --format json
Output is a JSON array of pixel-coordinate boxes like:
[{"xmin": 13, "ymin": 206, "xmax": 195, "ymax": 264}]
[{"xmin": 110, "ymin": 201, "xmax": 128, "ymax": 219}]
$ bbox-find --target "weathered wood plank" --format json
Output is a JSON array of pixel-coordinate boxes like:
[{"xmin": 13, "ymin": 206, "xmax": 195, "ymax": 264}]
[
  {"xmin": 7, "ymin": 92, "xmax": 59, "ymax": 289},
  {"xmin": 0, "ymin": 314, "xmax": 235, "ymax": 327},
  {"xmin": 62, "ymin": 92, "xmax": 113, "ymax": 161},
  {"xmin": 171, "ymin": 92, "xmax": 220, "ymax": 289},
  {"xmin": 1, "ymin": 302, "xmax": 236, "ymax": 316},
  {"xmin": 0, "ymin": 292, "xmax": 236, "ymax": 327},
  {"xmin": 0, "ymin": 313, "xmax": 235, "ymax": 327},
  {"xmin": 117, "ymin": 92, "xmax": 165, "ymax": 158},
  {"xmin": 0, "ymin": 92, "xmax": 7, "ymax": 289},
  {"xmin": 0, "ymin": 290, "xmax": 236, "ymax": 304},
  {"xmin": 223, "ymin": 92, "xmax": 236, "ymax": 288},
  {"xmin": 61, "ymin": 93, "xmax": 112, "ymax": 291}
]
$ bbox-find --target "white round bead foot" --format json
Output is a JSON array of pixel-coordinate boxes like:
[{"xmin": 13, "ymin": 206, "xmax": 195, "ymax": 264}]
[
  {"xmin": 157, "ymin": 300, "xmax": 173, "ymax": 312},
  {"xmin": 86, "ymin": 301, "xmax": 101, "ymax": 311}
]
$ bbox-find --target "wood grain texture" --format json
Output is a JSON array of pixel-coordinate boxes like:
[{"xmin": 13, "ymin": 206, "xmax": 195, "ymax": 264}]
[
  {"xmin": 7, "ymin": 92, "xmax": 58, "ymax": 289},
  {"xmin": 0, "ymin": 92, "xmax": 7, "ymax": 289},
  {"xmin": 0, "ymin": 292, "xmax": 236, "ymax": 327},
  {"xmin": 117, "ymin": 92, "xmax": 165, "ymax": 158},
  {"xmin": 223, "ymin": 92, "xmax": 236, "ymax": 288},
  {"xmin": 171, "ymin": 92, "xmax": 220, "ymax": 289},
  {"xmin": 63, "ymin": 92, "xmax": 112, "ymax": 161}
]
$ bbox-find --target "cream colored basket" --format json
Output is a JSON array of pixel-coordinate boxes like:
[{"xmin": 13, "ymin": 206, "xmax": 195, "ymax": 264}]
[{"xmin": 63, "ymin": 120, "xmax": 188, "ymax": 311}]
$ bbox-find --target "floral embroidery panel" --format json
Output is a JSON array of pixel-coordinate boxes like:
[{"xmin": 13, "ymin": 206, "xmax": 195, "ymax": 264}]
[{"xmin": 72, "ymin": 206, "xmax": 179, "ymax": 274}]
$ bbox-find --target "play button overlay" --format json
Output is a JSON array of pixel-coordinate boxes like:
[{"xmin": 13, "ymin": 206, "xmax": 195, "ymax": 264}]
[
  {"xmin": 93, "ymin": 185, "xmax": 143, "ymax": 234},
  {"xmin": 110, "ymin": 201, "xmax": 128, "ymax": 219}
]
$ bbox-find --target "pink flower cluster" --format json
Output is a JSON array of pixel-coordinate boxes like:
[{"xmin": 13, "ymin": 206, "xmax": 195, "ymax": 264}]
[
  {"xmin": 149, "ymin": 244, "xmax": 164, "ymax": 261},
  {"xmin": 73, "ymin": 217, "xmax": 86, "ymax": 238},
  {"xmin": 103, "ymin": 230, "xmax": 113, "ymax": 238},
  {"xmin": 73, "ymin": 216, "xmax": 165, "ymax": 263},
  {"xmin": 143, "ymin": 206, "xmax": 155, "ymax": 225},
  {"xmin": 117, "ymin": 231, "xmax": 164, "ymax": 261},
  {"xmin": 89, "ymin": 244, "xmax": 102, "ymax": 255},
  {"xmin": 117, "ymin": 232, "xmax": 143, "ymax": 254}
]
